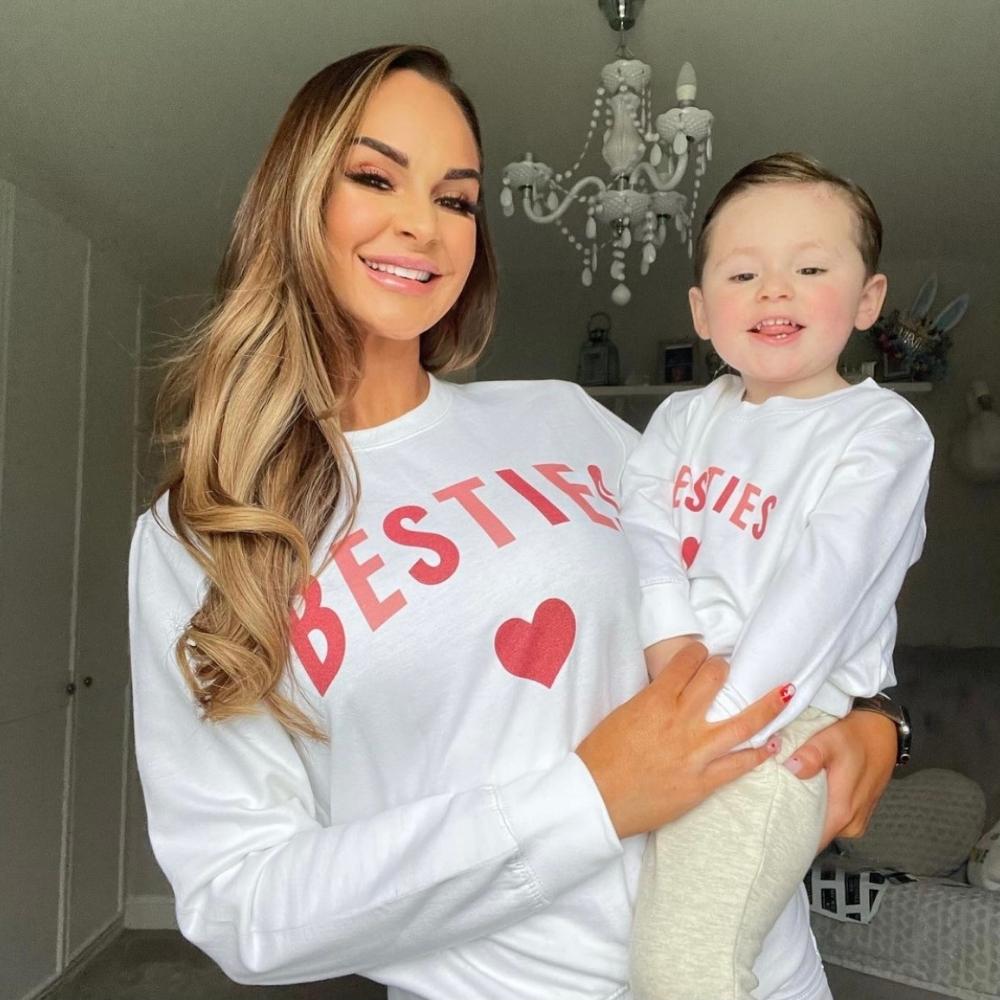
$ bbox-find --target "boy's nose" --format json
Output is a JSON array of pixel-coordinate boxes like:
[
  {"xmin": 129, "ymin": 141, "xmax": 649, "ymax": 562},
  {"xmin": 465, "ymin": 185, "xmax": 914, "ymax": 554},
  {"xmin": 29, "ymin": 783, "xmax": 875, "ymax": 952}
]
[{"xmin": 757, "ymin": 273, "xmax": 793, "ymax": 300}]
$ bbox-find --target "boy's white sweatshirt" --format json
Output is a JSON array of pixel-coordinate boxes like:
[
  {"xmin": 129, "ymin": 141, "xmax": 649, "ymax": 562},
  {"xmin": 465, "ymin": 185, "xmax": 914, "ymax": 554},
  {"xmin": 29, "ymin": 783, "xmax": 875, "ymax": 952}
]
[
  {"xmin": 129, "ymin": 376, "xmax": 825, "ymax": 999},
  {"xmin": 621, "ymin": 375, "xmax": 933, "ymax": 743}
]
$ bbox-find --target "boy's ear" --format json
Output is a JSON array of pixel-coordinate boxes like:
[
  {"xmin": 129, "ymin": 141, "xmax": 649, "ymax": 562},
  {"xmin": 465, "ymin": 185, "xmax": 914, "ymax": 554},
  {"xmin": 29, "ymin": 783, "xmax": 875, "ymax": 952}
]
[
  {"xmin": 689, "ymin": 286, "xmax": 711, "ymax": 342},
  {"xmin": 854, "ymin": 273, "xmax": 888, "ymax": 331}
]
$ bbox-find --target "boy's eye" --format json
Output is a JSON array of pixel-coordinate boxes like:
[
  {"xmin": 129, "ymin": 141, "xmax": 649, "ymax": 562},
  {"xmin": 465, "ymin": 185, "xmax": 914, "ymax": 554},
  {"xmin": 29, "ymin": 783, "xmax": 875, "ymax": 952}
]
[
  {"xmin": 346, "ymin": 169, "xmax": 392, "ymax": 191},
  {"xmin": 437, "ymin": 195, "xmax": 480, "ymax": 217},
  {"xmin": 730, "ymin": 272, "xmax": 756, "ymax": 282},
  {"xmin": 798, "ymin": 267, "xmax": 827, "ymax": 276}
]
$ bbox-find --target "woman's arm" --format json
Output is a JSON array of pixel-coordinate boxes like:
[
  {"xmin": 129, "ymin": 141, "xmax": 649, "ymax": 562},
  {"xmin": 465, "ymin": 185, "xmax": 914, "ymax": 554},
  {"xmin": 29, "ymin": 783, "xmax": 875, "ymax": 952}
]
[
  {"xmin": 130, "ymin": 514, "xmax": 623, "ymax": 984},
  {"xmin": 784, "ymin": 707, "xmax": 897, "ymax": 846}
]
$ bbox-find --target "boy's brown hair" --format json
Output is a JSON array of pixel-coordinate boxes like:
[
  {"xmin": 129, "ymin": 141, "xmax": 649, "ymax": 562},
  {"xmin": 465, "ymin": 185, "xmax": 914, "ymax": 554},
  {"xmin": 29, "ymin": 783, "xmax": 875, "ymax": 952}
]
[{"xmin": 693, "ymin": 151, "xmax": 883, "ymax": 284}]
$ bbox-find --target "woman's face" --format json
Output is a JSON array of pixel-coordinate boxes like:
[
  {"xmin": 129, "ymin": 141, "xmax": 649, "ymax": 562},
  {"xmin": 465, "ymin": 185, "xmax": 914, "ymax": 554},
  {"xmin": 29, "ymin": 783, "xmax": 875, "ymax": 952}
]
[{"xmin": 324, "ymin": 69, "xmax": 481, "ymax": 346}]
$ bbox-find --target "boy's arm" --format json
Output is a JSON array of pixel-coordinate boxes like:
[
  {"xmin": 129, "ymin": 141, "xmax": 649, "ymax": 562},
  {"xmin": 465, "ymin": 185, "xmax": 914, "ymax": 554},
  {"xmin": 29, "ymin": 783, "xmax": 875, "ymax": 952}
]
[
  {"xmin": 645, "ymin": 635, "xmax": 701, "ymax": 680},
  {"xmin": 708, "ymin": 424, "xmax": 934, "ymax": 745},
  {"xmin": 620, "ymin": 397, "xmax": 704, "ymax": 668}
]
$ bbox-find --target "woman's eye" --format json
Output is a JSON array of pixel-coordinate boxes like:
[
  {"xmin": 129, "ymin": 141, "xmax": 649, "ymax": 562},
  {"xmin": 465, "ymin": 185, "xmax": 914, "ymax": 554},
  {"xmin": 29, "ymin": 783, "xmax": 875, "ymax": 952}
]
[
  {"xmin": 438, "ymin": 195, "xmax": 479, "ymax": 217},
  {"xmin": 346, "ymin": 169, "xmax": 392, "ymax": 191}
]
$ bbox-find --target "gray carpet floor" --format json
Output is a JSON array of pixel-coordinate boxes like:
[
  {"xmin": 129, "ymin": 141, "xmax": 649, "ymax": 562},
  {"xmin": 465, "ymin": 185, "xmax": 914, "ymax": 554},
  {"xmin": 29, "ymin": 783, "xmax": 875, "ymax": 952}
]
[{"xmin": 43, "ymin": 929, "xmax": 943, "ymax": 999}]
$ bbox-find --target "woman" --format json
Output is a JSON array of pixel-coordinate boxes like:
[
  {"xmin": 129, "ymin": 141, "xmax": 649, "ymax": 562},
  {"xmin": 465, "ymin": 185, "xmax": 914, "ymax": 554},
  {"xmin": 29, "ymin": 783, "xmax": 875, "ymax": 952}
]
[{"xmin": 130, "ymin": 45, "xmax": 898, "ymax": 1000}]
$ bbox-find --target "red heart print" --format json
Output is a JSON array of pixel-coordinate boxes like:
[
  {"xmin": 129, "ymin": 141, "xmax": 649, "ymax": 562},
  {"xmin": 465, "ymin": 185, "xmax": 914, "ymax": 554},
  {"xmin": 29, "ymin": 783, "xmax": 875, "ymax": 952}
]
[
  {"xmin": 681, "ymin": 536, "xmax": 700, "ymax": 569},
  {"xmin": 494, "ymin": 599, "xmax": 576, "ymax": 688}
]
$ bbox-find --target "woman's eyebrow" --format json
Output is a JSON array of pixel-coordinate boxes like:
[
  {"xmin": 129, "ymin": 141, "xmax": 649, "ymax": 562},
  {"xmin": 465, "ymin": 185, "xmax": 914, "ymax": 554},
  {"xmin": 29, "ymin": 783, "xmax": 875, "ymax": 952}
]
[
  {"xmin": 444, "ymin": 167, "xmax": 482, "ymax": 182},
  {"xmin": 354, "ymin": 136, "xmax": 407, "ymax": 166},
  {"xmin": 353, "ymin": 136, "xmax": 481, "ymax": 183}
]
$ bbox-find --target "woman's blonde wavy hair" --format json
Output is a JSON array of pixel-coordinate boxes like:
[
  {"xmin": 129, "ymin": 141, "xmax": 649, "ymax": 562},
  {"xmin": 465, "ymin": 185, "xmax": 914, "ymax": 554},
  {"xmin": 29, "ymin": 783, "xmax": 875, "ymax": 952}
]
[{"xmin": 154, "ymin": 45, "xmax": 498, "ymax": 741}]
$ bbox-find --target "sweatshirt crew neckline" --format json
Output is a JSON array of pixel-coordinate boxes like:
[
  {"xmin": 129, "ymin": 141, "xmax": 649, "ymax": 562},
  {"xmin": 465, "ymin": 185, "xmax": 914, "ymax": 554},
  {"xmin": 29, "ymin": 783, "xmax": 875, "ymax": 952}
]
[
  {"xmin": 731, "ymin": 376, "xmax": 880, "ymax": 414},
  {"xmin": 344, "ymin": 374, "xmax": 453, "ymax": 451}
]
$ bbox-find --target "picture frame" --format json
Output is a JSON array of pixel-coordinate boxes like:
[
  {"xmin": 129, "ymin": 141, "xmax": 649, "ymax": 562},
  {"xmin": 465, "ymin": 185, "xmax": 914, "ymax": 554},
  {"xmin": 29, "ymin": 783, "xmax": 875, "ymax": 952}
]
[
  {"xmin": 659, "ymin": 340, "xmax": 696, "ymax": 384},
  {"xmin": 880, "ymin": 351, "xmax": 911, "ymax": 382}
]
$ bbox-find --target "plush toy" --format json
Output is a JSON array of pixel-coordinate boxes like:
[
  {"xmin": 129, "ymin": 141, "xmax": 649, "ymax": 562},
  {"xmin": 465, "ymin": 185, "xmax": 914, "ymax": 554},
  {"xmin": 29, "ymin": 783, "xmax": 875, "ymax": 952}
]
[{"xmin": 951, "ymin": 380, "xmax": 1000, "ymax": 484}]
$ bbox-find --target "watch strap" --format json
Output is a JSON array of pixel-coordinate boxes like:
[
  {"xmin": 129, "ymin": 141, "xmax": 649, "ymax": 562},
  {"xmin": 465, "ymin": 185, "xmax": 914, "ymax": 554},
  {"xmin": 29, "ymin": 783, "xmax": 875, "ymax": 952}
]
[{"xmin": 853, "ymin": 693, "xmax": 912, "ymax": 766}]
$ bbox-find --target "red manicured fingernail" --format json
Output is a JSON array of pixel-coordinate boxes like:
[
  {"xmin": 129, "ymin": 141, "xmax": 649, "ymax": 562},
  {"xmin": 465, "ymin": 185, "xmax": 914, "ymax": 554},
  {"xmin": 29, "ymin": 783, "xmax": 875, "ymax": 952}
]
[
  {"xmin": 785, "ymin": 755, "xmax": 803, "ymax": 775},
  {"xmin": 780, "ymin": 683, "xmax": 795, "ymax": 703},
  {"xmin": 766, "ymin": 736, "xmax": 782, "ymax": 754}
]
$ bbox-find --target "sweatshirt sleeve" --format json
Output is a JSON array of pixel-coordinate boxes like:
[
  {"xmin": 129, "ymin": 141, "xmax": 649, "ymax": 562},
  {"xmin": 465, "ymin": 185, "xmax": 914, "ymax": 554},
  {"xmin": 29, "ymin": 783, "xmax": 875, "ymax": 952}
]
[
  {"xmin": 706, "ymin": 419, "xmax": 934, "ymax": 744},
  {"xmin": 619, "ymin": 394, "xmax": 705, "ymax": 646},
  {"xmin": 129, "ymin": 512, "xmax": 622, "ymax": 985}
]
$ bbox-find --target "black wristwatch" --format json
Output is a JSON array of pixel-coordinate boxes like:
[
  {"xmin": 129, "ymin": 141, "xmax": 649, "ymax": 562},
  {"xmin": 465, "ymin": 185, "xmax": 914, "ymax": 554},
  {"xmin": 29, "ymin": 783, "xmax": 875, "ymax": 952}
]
[{"xmin": 852, "ymin": 693, "xmax": 912, "ymax": 766}]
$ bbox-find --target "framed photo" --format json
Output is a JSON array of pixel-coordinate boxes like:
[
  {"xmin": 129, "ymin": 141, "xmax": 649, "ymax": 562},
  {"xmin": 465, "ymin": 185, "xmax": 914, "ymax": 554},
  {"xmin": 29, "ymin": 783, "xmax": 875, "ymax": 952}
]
[
  {"xmin": 880, "ymin": 351, "xmax": 911, "ymax": 382},
  {"xmin": 659, "ymin": 340, "xmax": 695, "ymax": 384}
]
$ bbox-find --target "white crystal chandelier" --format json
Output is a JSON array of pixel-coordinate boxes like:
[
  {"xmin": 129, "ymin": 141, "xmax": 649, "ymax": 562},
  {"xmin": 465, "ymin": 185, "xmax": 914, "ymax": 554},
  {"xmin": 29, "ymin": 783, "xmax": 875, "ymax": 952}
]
[{"xmin": 500, "ymin": 0, "xmax": 714, "ymax": 306}]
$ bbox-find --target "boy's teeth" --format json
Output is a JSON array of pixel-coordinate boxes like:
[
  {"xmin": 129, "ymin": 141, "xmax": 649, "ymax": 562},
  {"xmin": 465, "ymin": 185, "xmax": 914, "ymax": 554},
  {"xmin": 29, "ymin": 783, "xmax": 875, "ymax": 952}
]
[
  {"xmin": 364, "ymin": 259, "xmax": 432, "ymax": 283},
  {"xmin": 753, "ymin": 318, "xmax": 800, "ymax": 335}
]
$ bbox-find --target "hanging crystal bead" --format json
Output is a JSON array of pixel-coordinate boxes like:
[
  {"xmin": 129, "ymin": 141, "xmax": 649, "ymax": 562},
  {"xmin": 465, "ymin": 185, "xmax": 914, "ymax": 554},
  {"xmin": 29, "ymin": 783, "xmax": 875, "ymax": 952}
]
[{"xmin": 611, "ymin": 283, "xmax": 631, "ymax": 306}]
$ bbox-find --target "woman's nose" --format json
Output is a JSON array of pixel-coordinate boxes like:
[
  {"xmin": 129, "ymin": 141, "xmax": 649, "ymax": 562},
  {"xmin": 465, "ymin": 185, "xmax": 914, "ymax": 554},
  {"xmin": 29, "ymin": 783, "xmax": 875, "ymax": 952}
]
[{"xmin": 394, "ymin": 192, "xmax": 439, "ymax": 245}]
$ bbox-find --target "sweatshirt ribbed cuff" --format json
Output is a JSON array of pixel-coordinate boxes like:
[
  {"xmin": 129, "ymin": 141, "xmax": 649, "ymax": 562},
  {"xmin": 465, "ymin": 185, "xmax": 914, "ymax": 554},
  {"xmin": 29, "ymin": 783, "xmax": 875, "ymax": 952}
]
[
  {"xmin": 495, "ymin": 754, "xmax": 622, "ymax": 904},
  {"xmin": 638, "ymin": 582, "xmax": 703, "ymax": 648}
]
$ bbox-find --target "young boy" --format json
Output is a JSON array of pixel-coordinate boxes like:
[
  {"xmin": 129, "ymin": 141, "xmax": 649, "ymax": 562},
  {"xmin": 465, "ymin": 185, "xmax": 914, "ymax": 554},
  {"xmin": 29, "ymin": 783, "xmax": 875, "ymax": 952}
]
[{"xmin": 622, "ymin": 152, "xmax": 933, "ymax": 1000}]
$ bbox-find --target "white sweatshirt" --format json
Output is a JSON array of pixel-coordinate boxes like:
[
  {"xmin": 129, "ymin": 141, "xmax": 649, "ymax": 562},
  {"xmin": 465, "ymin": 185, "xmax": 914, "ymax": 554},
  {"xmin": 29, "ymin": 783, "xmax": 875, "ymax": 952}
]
[
  {"xmin": 621, "ymin": 375, "xmax": 933, "ymax": 744},
  {"xmin": 130, "ymin": 376, "xmax": 826, "ymax": 1000}
]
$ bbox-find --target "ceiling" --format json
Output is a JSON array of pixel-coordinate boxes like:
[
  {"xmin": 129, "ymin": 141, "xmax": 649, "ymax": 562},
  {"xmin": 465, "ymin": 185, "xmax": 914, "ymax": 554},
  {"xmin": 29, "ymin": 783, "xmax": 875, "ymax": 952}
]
[{"xmin": 2, "ymin": 0, "xmax": 998, "ymax": 297}]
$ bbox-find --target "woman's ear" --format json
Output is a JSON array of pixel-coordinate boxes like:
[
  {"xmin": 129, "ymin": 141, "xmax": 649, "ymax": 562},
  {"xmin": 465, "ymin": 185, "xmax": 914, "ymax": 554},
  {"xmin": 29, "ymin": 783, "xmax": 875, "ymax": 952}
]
[
  {"xmin": 689, "ymin": 286, "xmax": 711, "ymax": 342},
  {"xmin": 854, "ymin": 273, "xmax": 888, "ymax": 331}
]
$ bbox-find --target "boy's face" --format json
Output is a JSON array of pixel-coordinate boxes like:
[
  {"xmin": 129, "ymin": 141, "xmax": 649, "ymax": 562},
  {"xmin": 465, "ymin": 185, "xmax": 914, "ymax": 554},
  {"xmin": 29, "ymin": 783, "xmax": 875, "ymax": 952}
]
[{"xmin": 689, "ymin": 182, "xmax": 887, "ymax": 403}]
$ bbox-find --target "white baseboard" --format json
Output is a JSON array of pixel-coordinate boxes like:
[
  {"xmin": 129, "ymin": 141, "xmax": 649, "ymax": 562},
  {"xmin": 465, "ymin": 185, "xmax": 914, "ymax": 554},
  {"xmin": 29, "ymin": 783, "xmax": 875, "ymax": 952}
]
[{"xmin": 124, "ymin": 894, "xmax": 177, "ymax": 929}]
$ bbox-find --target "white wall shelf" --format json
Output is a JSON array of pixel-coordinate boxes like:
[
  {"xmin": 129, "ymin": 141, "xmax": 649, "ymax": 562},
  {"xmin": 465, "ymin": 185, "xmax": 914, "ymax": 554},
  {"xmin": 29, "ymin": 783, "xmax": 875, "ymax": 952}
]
[{"xmin": 583, "ymin": 381, "xmax": 933, "ymax": 399}]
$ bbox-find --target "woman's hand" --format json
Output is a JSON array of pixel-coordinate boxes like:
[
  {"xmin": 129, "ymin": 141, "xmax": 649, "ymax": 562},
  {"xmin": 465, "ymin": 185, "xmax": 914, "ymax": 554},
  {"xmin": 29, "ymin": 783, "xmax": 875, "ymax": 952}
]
[
  {"xmin": 784, "ymin": 708, "xmax": 896, "ymax": 847},
  {"xmin": 576, "ymin": 643, "xmax": 789, "ymax": 839}
]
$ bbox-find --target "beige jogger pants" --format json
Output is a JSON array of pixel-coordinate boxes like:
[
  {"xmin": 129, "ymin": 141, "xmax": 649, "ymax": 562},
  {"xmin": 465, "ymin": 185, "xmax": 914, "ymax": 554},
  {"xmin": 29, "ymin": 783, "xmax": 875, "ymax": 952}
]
[{"xmin": 629, "ymin": 708, "xmax": 834, "ymax": 1000}]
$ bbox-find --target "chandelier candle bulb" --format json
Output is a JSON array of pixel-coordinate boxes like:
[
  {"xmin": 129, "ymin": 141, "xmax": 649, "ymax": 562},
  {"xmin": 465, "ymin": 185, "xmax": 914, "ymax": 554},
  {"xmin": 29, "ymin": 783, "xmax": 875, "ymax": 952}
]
[{"xmin": 676, "ymin": 62, "xmax": 697, "ymax": 103}]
